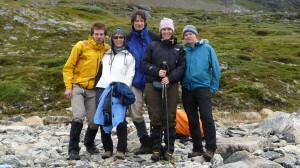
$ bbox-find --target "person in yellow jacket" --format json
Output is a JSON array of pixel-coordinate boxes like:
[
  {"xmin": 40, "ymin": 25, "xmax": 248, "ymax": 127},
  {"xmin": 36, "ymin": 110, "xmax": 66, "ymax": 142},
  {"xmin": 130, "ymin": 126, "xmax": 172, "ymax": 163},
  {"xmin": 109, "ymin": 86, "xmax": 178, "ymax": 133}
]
[{"xmin": 63, "ymin": 22, "xmax": 111, "ymax": 160}]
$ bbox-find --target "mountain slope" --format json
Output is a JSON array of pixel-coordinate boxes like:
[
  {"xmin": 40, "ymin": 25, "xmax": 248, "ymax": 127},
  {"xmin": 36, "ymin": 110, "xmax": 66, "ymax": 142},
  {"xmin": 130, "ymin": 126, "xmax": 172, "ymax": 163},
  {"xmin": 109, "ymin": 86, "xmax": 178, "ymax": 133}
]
[
  {"xmin": 106, "ymin": 0, "xmax": 300, "ymax": 12},
  {"xmin": 0, "ymin": 0, "xmax": 299, "ymax": 116}
]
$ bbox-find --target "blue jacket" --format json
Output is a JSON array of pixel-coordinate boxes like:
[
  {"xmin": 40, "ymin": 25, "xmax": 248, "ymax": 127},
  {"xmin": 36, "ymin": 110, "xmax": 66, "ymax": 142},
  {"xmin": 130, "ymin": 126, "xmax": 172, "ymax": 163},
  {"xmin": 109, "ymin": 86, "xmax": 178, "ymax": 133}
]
[
  {"xmin": 94, "ymin": 82, "xmax": 135, "ymax": 134},
  {"xmin": 181, "ymin": 41, "xmax": 220, "ymax": 92},
  {"xmin": 127, "ymin": 25, "xmax": 158, "ymax": 91}
]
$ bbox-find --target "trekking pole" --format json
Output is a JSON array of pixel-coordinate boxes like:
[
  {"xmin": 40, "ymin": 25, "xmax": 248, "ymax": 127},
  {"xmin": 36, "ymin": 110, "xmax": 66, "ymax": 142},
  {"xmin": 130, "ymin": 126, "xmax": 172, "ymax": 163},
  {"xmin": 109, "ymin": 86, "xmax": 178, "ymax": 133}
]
[
  {"xmin": 164, "ymin": 83, "xmax": 170, "ymax": 155},
  {"xmin": 162, "ymin": 61, "xmax": 170, "ymax": 156},
  {"xmin": 158, "ymin": 83, "xmax": 164, "ymax": 160}
]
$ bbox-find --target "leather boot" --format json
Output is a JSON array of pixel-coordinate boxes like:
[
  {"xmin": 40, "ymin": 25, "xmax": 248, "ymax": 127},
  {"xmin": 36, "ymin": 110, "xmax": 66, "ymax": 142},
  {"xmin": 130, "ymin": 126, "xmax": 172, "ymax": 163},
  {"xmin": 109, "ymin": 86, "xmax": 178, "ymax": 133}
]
[
  {"xmin": 134, "ymin": 135, "xmax": 152, "ymax": 154},
  {"xmin": 68, "ymin": 121, "xmax": 83, "ymax": 160},
  {"xmin": 84, "ymin": 126, "xmax": 99, "ymax": 154},
  {"xmin": 133, "ymin": 121, "xmax": 152, "ymax": 155}
]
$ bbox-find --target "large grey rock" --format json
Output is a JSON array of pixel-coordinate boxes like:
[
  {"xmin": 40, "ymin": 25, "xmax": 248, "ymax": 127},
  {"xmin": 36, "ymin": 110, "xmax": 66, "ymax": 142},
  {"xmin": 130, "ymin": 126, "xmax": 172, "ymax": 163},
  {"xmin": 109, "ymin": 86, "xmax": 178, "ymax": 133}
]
[
  {"xmin": 278, "ymin": 112, "xmax": 300, "ymax": 143},
  {"xmin": 217, "ymin": 136, "xmax": 268, "ymax": 159},
  {"xmin": 253, "ymin": 112, "xmax": 290, "ymax": 134},
  {"xmin": 224, "ymin": 150, "xmax": 283, "ymax": 168}
]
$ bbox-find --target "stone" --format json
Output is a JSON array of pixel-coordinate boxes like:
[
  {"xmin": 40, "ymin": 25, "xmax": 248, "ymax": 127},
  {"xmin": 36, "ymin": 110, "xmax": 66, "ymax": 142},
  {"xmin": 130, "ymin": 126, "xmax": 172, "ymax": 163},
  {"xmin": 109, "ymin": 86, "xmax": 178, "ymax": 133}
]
[{"xmin": 22, "ymin": 116, "xmax": 44, "ymax": 126}]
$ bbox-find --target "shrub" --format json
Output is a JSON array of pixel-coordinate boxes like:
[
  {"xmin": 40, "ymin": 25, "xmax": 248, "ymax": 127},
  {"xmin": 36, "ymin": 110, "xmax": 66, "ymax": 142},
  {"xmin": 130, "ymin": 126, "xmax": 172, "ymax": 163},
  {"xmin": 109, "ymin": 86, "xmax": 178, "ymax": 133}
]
[
  {"xmin": 73, "ymin": 5, "xmax": 110, "ymax": 14},
  {"xmin": 229, "ymin": 85, "xmax": 264, "ymax": 100},
  {"xmin": 0, "ymin": 80, "xmax": 34, "ymax": 103},
  {"xmin": 238, "ymin": 54, "xmax": 252, "ymax": 61},
  {"xmin": 255, "ymin": 30, "xmax": 269, "ymax": 36}
]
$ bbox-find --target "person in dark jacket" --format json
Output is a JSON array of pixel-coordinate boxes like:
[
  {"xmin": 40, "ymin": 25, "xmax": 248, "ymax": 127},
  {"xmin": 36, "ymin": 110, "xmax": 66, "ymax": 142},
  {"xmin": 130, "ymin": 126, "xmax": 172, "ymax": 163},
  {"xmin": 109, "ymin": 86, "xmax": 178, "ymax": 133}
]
[
  {"xmin": 142, "ymin": 17, "xmax": 186, "ymax": 162},
  {"xmin": 181, "ymin": 25, "xmax": 220, "ymax": 161},
  {"xmin": 95, "ymin": 27, "xmax": 135, "ymax": 160},
  {"xmin": 126, "ymin": 10, "xmax": 159, "ymax": 155}
]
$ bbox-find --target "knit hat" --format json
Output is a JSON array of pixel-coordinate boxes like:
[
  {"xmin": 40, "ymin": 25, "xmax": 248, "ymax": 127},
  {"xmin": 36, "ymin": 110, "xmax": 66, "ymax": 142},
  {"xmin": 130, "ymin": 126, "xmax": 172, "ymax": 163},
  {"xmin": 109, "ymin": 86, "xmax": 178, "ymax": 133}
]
[
  {"xmin": 182, "ymin": 25, "xmax": 198, "ymax": 36},
  {"xmin": 111, "ymin": 27, "xmax": 127, "ymax": 53},
  {"xmin": 159, "ymin": 17, "xmax": 174, "ymax": 32},
  {"xmin": 111, "ymin": 27, "xmax": 126, "ymax": 41},
  {"xmin": 111, "ymin": 27, "xmax": 127, "ymax": 45}
]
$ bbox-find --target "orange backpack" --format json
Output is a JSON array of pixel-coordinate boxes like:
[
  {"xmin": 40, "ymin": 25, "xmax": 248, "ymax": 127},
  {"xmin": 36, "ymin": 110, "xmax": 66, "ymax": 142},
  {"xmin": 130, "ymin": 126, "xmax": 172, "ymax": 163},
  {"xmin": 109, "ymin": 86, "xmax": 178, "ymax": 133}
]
[{"xmin": 176, "ymin": 109, "xmax": 204, "ymax": 137}]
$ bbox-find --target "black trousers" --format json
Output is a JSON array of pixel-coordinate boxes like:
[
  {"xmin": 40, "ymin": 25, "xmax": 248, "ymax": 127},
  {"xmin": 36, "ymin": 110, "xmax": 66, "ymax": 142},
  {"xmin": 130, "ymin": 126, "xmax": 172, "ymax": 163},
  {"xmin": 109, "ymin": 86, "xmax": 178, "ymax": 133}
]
[
  {"xmin": 182, "ymin": 87, "xmax": 216, "ymax": 152},
  {"xmin": 96, "ymin": 87, "xmax": 127, "ymax": 153},
  {"xmin": 100, "ymin": 121, "xmax": 127, "ymax": 153}
]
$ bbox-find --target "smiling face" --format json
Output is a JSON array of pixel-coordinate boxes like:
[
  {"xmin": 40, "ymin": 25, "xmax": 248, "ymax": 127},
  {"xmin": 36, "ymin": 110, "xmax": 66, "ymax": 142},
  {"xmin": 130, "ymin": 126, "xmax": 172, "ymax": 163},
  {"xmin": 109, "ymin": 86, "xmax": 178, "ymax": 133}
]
[
  {"xmin": 184, "ymin": 31, "xmax": 198, "ymax": 45},
  {"xmin": 133, "ymin": 15, "xmax": 145, "ymax": 31},
  {"xmin": 161, "ymin": 27, "xmax": 173, "ymax": 40},
  {"xmin": 113, "ymin": 33, "xmax": 125, "ymax": 47},
  {"xmin": 92, "ymin": 29, "xmax": 105, "ymax": 44}
]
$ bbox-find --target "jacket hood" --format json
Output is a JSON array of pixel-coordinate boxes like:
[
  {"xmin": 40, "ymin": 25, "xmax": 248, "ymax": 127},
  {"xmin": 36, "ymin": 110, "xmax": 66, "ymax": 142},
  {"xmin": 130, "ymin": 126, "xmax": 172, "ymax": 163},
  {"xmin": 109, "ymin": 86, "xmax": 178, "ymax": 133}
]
[
  {"xmin": 184, "ymin": 40, "xmax": 206, "ymax": 50},
  {"xmin": 130, "ymin": 24, "xmax": 149, "ymax": 37}
]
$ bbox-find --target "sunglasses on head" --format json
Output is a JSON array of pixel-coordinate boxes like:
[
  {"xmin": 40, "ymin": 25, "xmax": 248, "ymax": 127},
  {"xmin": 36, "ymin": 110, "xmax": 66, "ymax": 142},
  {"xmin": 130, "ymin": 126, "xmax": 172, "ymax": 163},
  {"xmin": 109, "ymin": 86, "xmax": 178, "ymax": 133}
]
[{"xmin": 113, "ymin": 36, "xmax": 124, "ymax": 39}]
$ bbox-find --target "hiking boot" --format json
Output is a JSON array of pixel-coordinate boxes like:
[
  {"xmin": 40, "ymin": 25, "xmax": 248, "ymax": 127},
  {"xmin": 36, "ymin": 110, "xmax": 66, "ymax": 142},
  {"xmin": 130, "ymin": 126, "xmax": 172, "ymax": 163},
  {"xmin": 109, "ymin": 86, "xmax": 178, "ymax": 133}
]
[
  {"xmin": 134, "ymin": 134, "xmax": 152, "ymax": 155},
  {"xmin": 115, "ymin": 151, "xmax": 125, "ymax": 160},
  {"xmin": 188, "ymin": 151, "xmax": 205, "ymax": 158},
  {"xmin": 151, "ymin": 151, "xmax": 161, "ymax": 162},
  {"xmin": 86, "ymin": 145, "xmax": 100, "ymax": 154},
  {"xmin": 203, "ymin": 151, "xmax": 215, "ymax": 161},
  {"xmin": 134, "ymin": 145, "xmax": 152, "ymax": 155},
  {"xmin": 163, "ymin": 152, "xmax": 175, "ymax": 162},
  {"xmin": 84, "ymin": 126, "xmax": 99, "ymax": 154},
  {"xmin": 102, "ymin": 151, "xmax": 112, "ymax": 159},
  {"xmin": 69, "ymin": 150, "xmax": 80, "ymax": 160}
]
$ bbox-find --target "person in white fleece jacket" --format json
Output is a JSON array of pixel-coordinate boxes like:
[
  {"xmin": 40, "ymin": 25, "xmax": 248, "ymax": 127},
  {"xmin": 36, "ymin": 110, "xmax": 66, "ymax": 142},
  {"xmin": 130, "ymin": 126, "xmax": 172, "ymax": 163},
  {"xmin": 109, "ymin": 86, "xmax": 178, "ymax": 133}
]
[{"xmin": 95, "ymin": 27, "xmax": 135, "ymax": 160}]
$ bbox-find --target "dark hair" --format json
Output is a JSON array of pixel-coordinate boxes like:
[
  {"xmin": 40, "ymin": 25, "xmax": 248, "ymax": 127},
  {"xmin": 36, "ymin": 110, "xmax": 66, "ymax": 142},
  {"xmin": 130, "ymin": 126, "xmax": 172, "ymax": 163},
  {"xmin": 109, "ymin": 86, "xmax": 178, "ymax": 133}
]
[
  {"xmin": 131, "ymin": 11, "xmax": 147, "ymax": 25},
  {"xmin": 90, "ymin": 22, "xmax": 107, "ymax": 35}
]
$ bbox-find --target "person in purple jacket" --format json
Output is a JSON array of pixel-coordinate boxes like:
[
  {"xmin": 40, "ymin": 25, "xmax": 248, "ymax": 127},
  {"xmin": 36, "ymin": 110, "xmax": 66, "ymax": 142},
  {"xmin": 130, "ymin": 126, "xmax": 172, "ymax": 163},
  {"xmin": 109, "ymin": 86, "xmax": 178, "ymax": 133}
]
[{"xmin": 181, "ymin": 25, "xmax": 220, "ymax": 161}]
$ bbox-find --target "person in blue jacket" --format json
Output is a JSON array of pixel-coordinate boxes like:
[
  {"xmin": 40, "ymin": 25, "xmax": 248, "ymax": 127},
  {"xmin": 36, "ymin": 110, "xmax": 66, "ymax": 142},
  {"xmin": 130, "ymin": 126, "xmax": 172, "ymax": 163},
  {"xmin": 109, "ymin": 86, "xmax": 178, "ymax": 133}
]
[
  {"xmin": 126, "ymin": 10, "xmax": 159, "ymax": 154},
  {"xmin": 181, "ymin": 25, "xmax": 220, "ymax": 162}
]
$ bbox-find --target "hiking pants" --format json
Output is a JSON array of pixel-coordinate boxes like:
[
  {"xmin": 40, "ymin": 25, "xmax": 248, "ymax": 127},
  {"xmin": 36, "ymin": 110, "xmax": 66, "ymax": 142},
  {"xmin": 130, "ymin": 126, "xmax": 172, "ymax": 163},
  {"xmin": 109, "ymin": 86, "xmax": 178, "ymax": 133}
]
[
  {"xmin": 182, "ymin": 87, "xmax": 217, "ymax": 152},
  {"xmin": 71, "ymin": 84, "xmax": 97, "ymax": 129}
]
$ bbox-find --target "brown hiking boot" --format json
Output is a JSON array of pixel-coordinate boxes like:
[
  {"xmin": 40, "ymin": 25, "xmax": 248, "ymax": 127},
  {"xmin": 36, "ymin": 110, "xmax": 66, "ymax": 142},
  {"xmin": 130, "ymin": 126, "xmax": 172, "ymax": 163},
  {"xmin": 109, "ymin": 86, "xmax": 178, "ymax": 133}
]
[
  {"xmin": 102, "ymin": 151, "xmax": 112, "ymax": 159},
  {"xmin": 203, "ymin": 151, "xmax": 215, "ymax": 161},
  {"xmin": 115, "ymin": 151, "xmax": 125, "ymax": 160},
  {"xmin": 188, "ymin": 151, "xmax": 205, "ymax": 158},
  {"xmin": 86, "ymin": 145, "xmax": 100, "ymax": 154},
  {"xmin": 134, "ymin": 145, "xmax": 152, "ymax": 155}
]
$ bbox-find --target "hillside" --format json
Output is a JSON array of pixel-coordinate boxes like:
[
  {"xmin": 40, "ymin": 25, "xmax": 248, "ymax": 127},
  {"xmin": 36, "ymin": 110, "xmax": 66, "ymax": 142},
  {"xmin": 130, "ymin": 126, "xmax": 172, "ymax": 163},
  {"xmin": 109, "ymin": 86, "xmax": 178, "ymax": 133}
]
[
  {"xmin": 0, "ymin": 0, "xmax": 300, "ymax": 117},
  {"xmin": 105, "ymin": 0, "xmax": 300, "ymax": 12}
]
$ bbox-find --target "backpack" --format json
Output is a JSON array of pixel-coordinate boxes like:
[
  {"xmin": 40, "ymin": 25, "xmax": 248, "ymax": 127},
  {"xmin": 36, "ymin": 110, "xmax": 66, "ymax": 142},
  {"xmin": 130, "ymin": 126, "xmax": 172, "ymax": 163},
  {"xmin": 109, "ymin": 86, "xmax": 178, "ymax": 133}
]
[{"xmin": 176, "ymin": 109, "xmax": 204, "ymax": 138}]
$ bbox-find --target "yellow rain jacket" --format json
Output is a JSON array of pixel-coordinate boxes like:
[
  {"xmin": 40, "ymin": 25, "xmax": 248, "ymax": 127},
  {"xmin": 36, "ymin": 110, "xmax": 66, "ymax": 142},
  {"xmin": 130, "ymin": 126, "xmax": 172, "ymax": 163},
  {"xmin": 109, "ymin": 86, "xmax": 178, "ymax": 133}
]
[{"xmin": 63, "ymin": 36, "xmax": 111, "ymax": 90}]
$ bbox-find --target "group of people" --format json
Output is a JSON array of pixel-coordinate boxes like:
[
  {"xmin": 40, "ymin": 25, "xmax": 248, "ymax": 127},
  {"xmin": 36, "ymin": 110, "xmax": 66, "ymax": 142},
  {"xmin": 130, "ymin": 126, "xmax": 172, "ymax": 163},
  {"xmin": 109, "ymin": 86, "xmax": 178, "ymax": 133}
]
[{"xmin": 62, "ymin": 10, "xmax": 220, "ymax": 162}]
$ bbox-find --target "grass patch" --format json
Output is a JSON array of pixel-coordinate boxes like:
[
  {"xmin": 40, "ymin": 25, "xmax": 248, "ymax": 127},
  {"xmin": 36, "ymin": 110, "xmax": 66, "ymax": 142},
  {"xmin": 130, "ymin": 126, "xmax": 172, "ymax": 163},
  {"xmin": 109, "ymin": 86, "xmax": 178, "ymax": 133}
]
[
  {"xmin": 229, "ymin": 85, "xmax": 264, "ymax": 100},
  {"xmin": 0, "ymin": 80, "xmax": 35, "ymax": 103},
  {"xmin": 72, "ymin": 4, "xmax": 111, "ymax": 14}
]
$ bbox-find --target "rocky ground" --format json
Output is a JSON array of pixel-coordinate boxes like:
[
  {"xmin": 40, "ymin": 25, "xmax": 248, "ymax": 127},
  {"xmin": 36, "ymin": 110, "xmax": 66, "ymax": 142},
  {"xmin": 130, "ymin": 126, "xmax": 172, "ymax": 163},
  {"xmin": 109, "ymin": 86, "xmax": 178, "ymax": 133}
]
[{"xmin": 1, "ymin": 108, "xmax": 300, "ymax": 167}]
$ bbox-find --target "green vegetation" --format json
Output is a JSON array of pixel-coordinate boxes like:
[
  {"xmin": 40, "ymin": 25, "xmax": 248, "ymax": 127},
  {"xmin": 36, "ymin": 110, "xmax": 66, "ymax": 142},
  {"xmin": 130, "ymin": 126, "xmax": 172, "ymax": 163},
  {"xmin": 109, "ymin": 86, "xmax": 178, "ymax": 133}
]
[{"xmin": 0, "ymin": 0, "xmax": 299, "ymax": 117}]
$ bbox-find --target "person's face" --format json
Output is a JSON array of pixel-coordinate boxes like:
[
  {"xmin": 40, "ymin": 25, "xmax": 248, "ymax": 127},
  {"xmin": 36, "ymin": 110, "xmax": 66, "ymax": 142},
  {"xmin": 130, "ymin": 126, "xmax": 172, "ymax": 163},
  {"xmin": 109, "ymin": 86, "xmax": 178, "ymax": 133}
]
[
  {"xmin": 161, "ymin": 28, "xmax": 173, "ymax": 40},
  {"xmin": 133, "ymin": 15, "xmax": 145, "ymax": 31},
  {"xmin": 113, "ymin": 33, "xmax": 125, "ymax": 47},
  {"xmin": 92, "ymin": 29, "xmax": 105, "ymax": 44},
  {"xmin": 184, "ymin": 32, "xmax": 198, "ymax": 45}
]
